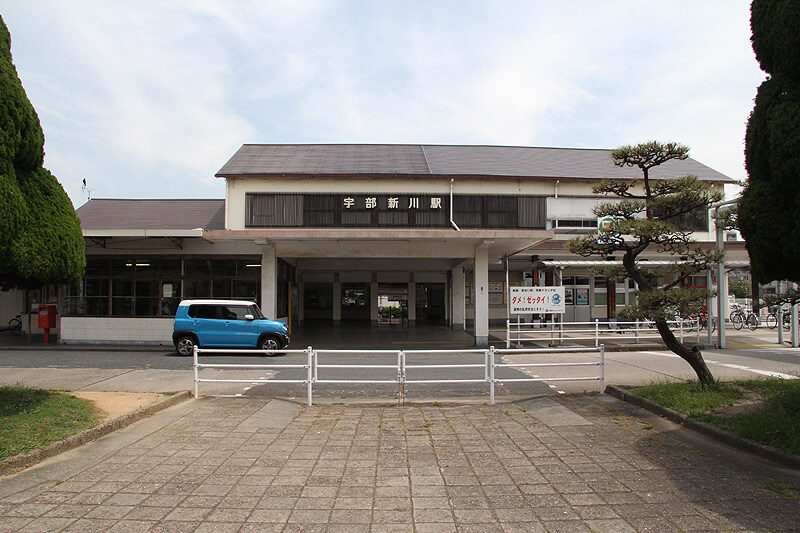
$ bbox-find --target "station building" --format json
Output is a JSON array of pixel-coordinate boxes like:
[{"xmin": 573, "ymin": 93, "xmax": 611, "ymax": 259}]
[{"xmin": 4, "ymin": 144, "xmax": 748, "ymax": 345}]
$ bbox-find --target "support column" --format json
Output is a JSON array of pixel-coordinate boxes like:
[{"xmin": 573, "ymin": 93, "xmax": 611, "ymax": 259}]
[
  {"xmin": 333, "ymin": 273, "xmax": 341, "ymax": 326},
  {"xmin": 408, "ymin": 274, "xmax": 416, "ymax": 328},
  {"xmin": 452, "ymin": 266, "xmax": 465, "ymax": 330},
  {"xmin": 260, "ymin": 245, "xmax": 277, "ymax": 319},
  {"xmin": 606, "ymin": 278, "xmax": 616, "ymax": 319},
  {"xmin": 474, "ymin": 244, "xmax": 489, "ymax": 346},
  {"xmin": 298, "ymin": 274, "xmax": 305, "ymax": 326},
  {"xmin": 370, "ymin": 274, "xmax": 379, "ymax": 326}
]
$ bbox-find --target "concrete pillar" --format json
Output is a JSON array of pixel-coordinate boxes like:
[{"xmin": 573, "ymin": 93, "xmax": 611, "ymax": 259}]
[
  {"xmin": 408, "ymin": 273, "xmax": 416, "ymax": 327},
  {"xmin": 606, "ymin": 278, "xmax": 616, "ymax": 319},
  {"xmin": 452, "ymin": 266, "xmax": 466, "ymax": 330},
  {"xmin": 474, "ymin": 244, "xmax": 489, "ymax": 346},
  {"xmin": 260, "ymin": 245, "xmax": 277, "ymax": 319},
  {"xmin": 298, "ymin": 274, "xmax": 305, "ymax": 326},
  {"xmin": 370, "ymin": 274, "xmax": 378, "ymax": 326},
  {"xmin": 333, "ymin": 273, "xmax": 341, "ymax": 326}
]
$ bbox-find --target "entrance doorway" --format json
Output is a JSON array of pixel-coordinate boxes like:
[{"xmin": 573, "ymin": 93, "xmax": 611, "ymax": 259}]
[
  {"xmin": 563, "ymin": 275, "xmax": 591, "ymax": 322},
  {"xmin": 341, "ymin": 283, "xmax": 370, "ymax": 321},
  {"xmin": 378, "ymin": 283, "xmax": 407, "ymax": 325},
  {"xmin": 416, "ymin": 283, "xmax": 446, "ymax": 325},
  {"xmin": 304, "ymin": 283, "xmax": 333, "ymax": 321}
]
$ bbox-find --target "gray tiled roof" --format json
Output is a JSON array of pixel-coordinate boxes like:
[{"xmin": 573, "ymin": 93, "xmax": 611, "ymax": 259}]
[
  {"xmin": 76, "ymin": 199, "xmax": 225, "ymax": 231},
  {"xmin": 216, "ymin": 144, "xmax": 734, "ymax": 182}
]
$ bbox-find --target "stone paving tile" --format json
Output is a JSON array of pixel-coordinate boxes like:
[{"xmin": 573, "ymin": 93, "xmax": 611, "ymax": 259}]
[{"xmin": 0, "ymin": 395, "xmax": 799, "ymax": 532}]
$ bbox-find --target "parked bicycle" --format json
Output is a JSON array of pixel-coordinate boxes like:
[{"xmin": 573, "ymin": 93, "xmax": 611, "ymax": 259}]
[
  {"xmin": 699, "ymin": 312, "xmax": 716, "ymax": 332},
  {"xmin": 764, "ymin": 306, "xmax": 798, "ymax": 330},
  {"xmin": 1, "ymin": 314, "xmax": 22, "ymax": 336},
  {"xmin": 680, "ymin": 313, "xmax": 715, "ymax": 333},
  {"xmin": 730, "ymin": 303, "xmax": 758, "ymax": 331}
]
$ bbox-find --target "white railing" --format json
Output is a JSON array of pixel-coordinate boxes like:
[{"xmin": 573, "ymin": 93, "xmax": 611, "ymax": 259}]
[
  {"xmin": 504, "ymin": 318, "xmax": 701, "ymax": 348},
  {"xmin": 192, "ymin": 345, "xmax": 605, "ymax": 406},
  {"xmin": 193, "ymin": 347, "xmax": 314, "ymax": 405}
]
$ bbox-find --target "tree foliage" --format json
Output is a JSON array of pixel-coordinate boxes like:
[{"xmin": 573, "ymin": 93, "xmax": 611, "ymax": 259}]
[
  {"xmin": 0, "ymin": 16, "xmax": 85, "ymax": 290},
  {"xmin": 738, "ymin": 0, "xmax": 800, "ymax": 283},
  {"xmin": 566, "ymin": 142, "xmax": 723, "ymax": 388},
  {"xmin": 750, "ymin": 0, "xmax": 800, "ymax": 83}
]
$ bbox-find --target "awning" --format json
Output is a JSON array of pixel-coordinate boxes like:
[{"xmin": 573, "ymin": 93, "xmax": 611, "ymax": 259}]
[{"xmin": 537, "ymin": 260, "xmax": 750, "ymax": 268}]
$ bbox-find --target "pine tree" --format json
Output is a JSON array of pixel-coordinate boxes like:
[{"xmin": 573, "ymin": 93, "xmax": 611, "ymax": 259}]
[{"xmin": 567, "ymin": 142, "xmax": 723, "ymax": 388}]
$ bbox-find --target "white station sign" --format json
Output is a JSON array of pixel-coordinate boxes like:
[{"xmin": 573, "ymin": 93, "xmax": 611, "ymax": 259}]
[{"xmin": 509, "ymin": 286, "xmax": 566, "ymax": 314}]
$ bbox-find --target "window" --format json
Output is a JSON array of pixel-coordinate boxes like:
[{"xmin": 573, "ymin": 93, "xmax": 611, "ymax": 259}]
[
  {"xmin": 188, "ymin": 305, "xmax": 218, "ymax": 319},
  {"xmin": 63, "ymin": 257, "xmax": 261, "ymax": 318},
  {"xmin": 220, "ymin": 304, "xmax": 250, "ymax": 320},
  {"xmin": 246, "ymin": 193, "xmax": 546, "ymax": 229}
]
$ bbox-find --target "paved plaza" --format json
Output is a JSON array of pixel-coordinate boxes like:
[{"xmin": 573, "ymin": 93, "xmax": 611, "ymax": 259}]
[{"xmin": 1, "ymin": 393, "xmax": 799, "ymax": 532}]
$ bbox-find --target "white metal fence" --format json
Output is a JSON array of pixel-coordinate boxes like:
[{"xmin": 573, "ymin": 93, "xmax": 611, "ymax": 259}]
[
  {"xmin": 192, "ymin": 345, "xmax": 605, "ymax": 406},
  {"xmin": 504, "ymin": 318, "xmax": 702, "ymax": 347}
]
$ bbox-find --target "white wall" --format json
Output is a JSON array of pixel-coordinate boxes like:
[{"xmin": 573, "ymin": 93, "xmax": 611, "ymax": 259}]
[
  {"xmin": 0, "ymin": 290, "xmax": 24, "ymax": 325},
  {"xmin": 60, "ymin": 317, "xmax": 173, "ymax": 345},
  {"xmin": 225, "ymin": 176, "xmax": 600, "ymax": 230}
]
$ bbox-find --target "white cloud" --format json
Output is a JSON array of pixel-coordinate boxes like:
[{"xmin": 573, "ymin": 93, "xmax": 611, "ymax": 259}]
[{"xmin": 2, "ymin": 0, "xmax": 763, "ymax": 205}]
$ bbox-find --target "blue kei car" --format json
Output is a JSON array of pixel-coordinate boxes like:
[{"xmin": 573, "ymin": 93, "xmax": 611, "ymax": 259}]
[{"xmin": 172, "ymin": 299, "xmax": 289, "ymax": 356}]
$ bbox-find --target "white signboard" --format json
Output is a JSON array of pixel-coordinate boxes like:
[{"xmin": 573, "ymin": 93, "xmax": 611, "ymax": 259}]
[{"xmin": 509, "ymin": 286, "xmax": 566, "ymax": 314}]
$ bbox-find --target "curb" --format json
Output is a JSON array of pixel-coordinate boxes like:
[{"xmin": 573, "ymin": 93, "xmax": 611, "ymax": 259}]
[
  {"xmin": 0, "ymin": 390, "xmax": 193, "ymax": 476},
  {"xmin": 605, "ymin": 385, "xmax": 800, "ymax": 469}
]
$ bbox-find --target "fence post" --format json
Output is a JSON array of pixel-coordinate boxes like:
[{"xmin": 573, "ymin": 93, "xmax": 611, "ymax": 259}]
[
  {"xmin": 489, "ymin": 346, "xmax": 496, "ymax": 405},
  {"xmin": 679, "ymin": 318, "xmax": 684, "ymax": 342},
  {"xmin": 311, "ymin": 346, "xmax": 318, "ymax": 383},
  {"xmin": 306, "ymin": 347, "xmax": 313, "ymax": 407},
  {"xmin": 193, "ymin": 345, "xmax": 199, "ymax": 398},
  {"xmin": 600, "ymin": 344, "xmax": 605, "ymax": 394},
  {"xmin": 397, "ymin": 351, "xmax": 406, "ymax": 407},
  {"xmin": 635, "ymin": 319, "xmax": 639, "ymax": 344},
  {"xmin": 697, "ymin": 317, "xmax": 700, "ymax": 343},
  {"xmin": 559, "ymin": 319, "xmax": 563, "ymax": 345},
  {"xmin": 484, "ymin": 348, "xmax": 490, "ymax": 383},
  {"xmin": 595, "ymin": 319, "xmax": 599, "ymax": 347}
]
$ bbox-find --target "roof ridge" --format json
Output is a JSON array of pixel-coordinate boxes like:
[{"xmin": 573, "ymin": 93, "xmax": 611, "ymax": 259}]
[
  {"xmin": 419, "ymin": 145, "xmax": 432, "ymax": 174},
  {"xmin": 84, "ymin": 198, "xmax": 224, "ymax": 201}
]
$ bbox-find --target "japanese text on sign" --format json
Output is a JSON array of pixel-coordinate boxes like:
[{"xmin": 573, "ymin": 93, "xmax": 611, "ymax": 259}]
[
  {"xmin": 342, "ymin": 196, "xmax": 443, "ymax": 209},
  {"xmin": 509, "ymin": 286, "xmax": 565, "ymax": 314}
]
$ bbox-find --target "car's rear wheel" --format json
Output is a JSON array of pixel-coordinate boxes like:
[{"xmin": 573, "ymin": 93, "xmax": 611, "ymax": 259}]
[
  {"xmin": 175, "ymin": 335, "xmax": 197, "ymax": 356},
  {"xmin": 259, "ymin": 336, "xmax": 281, "ymax": 354}
]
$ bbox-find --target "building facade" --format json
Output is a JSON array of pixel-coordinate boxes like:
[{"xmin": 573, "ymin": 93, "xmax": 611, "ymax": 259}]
[{"xmin": 25, "ymin": 144, "xmax": 746, "ymax": 345}]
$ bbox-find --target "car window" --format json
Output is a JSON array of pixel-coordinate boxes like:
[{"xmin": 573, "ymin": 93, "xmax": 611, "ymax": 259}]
[
  {"xmin": 220, "ymin": 305, "xmax": 250, "ymax": 320},
  {"xmin": 249, "ymin": 305, "xmax": 265, "ymax": 319},
  {"xmin": 188, "ymin": 304, "xmax": 217, "ymax": 319}
]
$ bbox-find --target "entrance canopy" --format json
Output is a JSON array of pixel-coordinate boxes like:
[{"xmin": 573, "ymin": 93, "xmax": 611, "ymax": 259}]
[{"xmin": 204, "ymin": 228, "xmax": 552, "ymax": 266}]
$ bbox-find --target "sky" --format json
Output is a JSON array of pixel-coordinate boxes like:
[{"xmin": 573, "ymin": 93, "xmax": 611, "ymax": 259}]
[{"xmin": 2, "ymin": 1, "xmax": 765, "ymax": 208}]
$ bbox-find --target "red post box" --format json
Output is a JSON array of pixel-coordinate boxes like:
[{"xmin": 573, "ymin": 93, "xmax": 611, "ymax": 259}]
[{"xmin": 38, "ymin": 305, "xmax": 57, "ymax": 343}]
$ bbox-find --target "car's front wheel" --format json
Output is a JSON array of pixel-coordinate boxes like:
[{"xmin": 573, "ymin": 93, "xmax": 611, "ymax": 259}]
[
  {"xmin": 259, "ymin": 336, "xmax": 282, "ymax": 354},
  {"xmin": 175, "ymin": 335, "xmax": 197, "ymax": 356}
]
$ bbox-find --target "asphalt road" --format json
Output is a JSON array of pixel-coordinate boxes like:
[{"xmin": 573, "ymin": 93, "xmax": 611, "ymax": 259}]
[{"xmin": 0, "ymin": 332, "xmax": 797, "ymax": 401}]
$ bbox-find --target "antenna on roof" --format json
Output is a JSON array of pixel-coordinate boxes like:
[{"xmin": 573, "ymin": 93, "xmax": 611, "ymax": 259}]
[{"xmin": 81, "ymin": 178, "xmax": 97, "ymax": 200}]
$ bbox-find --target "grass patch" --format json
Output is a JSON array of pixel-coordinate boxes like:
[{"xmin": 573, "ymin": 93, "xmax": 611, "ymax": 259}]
[
  {"xmin": 765, "ymin": 480, "xmax": 800, "ymax": 500},
  {"xmin": 628, "ymin": 381, "xmax": 744, "ymax": 417},
  {"xmin": 628, "ymin": 378, "xmax": 800, "ymax": 455},
  {"xmin": 0, "ymin": 386, "xmax": 100, "ymax": 461}
]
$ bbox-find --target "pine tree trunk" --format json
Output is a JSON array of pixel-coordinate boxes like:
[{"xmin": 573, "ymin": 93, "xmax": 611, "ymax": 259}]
[{"xmin": 654, "ymin": 317, "xmax": 715, "ymax": 388}]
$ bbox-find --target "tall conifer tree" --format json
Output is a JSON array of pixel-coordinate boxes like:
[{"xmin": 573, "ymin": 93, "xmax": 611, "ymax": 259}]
[
  {"xmin": 0, "ymin": 16, "xmax": 85, "ymax": 289},
  {"xmin": 738, "ymin": 0, "xmax": 800, "ymax": 283}
]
